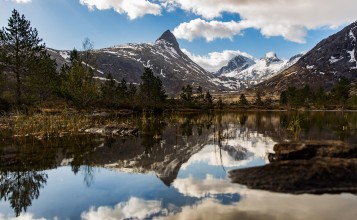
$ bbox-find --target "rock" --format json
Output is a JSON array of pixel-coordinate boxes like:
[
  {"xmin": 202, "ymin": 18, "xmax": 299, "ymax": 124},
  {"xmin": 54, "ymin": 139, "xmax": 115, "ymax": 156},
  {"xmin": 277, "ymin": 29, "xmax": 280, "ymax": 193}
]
[
  {"xmin": 229, "ymin": 158, "xmax": 357, "ymax": 194},
  {"xmin": 80, "ymin": 124, "xmax": 139, "ymax": 137},
  {"xmin": 268, "ymin": 140, "xmax": 357, "ymax": 162},
  {"xmin": 229, "ymin": 141, "xmax": 357, "ymax": 194}
]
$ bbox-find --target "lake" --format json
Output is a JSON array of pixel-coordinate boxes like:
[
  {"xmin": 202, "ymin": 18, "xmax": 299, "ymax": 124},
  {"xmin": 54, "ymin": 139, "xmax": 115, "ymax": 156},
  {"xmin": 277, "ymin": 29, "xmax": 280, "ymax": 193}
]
[{"xmin": 1, "ymin": 111, "xmax": 357, "ymax": 219}]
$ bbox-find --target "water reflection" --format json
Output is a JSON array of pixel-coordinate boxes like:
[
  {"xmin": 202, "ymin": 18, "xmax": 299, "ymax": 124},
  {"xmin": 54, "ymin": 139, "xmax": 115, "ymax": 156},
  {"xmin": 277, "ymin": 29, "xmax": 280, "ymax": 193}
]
[
  {"xmin": 0, "ymin": 111, "xmax": 356, "ymax": 219},
  {"xmin": 80, "ymin": 191, "xmax": 357, "ymax": 220},
  {"xmin": 0, "ymin": 171, "xmax": 47, "ymax": 217}
]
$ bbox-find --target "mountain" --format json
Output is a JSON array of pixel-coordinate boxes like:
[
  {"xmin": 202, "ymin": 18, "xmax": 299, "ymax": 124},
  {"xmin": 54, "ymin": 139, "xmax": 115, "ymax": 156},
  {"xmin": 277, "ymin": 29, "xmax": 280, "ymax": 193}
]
[
  {"xmin": 48, "ymin": 30, "xmax": 221, "ymax": 95},
  {"xmin": 217, "ymin": 52, "xmax": 303, "ymax": 90},
  {"xmin": 256, "ymin": 21, "xmax": 357, "ymax": 94},
  {"xmin": 215, "ymin": 55, "xmax": 255, "ymax": 76}
]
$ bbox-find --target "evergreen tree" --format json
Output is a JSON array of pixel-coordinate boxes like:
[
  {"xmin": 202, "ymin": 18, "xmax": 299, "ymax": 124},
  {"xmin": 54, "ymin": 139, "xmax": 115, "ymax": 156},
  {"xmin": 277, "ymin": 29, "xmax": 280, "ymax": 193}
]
[
  {"xmin": 69, "ymin": 48, "xmax": 80, "ymax": 64},
  {"xmin": 286, "ymin": 86, "xmax": 297, "ymax": 105},
  {"xmin": 280, "ymin": 90, "xmax": 288, "ymax": 105},
  {"xmin": 0, "ymin": 9, "xmax": 50, "ymax": 103},
  {"xmin": 195, "ymin": 86, "xmax": 204, "ymax": 103},
  {"xmin": 331, "ymin": 76, "xmax": 351, "ymax": 106},
  {"xmin": 204, "ymin": 91, "xmax": 213, "ymax": 108},
  {"xmin": 61, "ymin": 49, "xmax": 98, "ymax": 107},
  {"xmin": 180, "ymin": 84, "xmax": 193, "ymax": 104},
  {"xmin": 139, "ymin": 68, "xmax": 167, "ymax": 108},
  {"xmin": 26, "ymin": 54, "xmax": 58, "ymax": 102},
  {"xmin": 101, "ymin": 73, "xmax": 117, "ymax": 107},
  {"xmin": 254, "ymin": 91, "xmax": 264, "ymax": 106},
  {"xmin": 217, "ymin": 97, "xmax": 224, "ymax": 110},
  {"xmin": 238, "ymin": 94, "xmax": 249, "ymax": 106},
  {"xmin": 127, "ymin": 82, "xmax": 137, "ymax": 107},
  {"xmin": 315, "ymin": 86, "xmax": 327, "ymax": 106},
  {"xmin": 117, "ymin": 78, "xmax": 128, "ymax": 97},
  {"xmin": 128, "ymin": 82, "xmax": 137, "ymax": 99}
]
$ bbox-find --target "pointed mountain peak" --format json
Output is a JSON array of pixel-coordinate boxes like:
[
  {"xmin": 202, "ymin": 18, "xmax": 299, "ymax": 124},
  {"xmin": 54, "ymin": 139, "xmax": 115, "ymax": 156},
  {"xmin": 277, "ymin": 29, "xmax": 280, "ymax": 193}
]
[
  {"xmin": 262, "ymin": 51, "xmax": 281, "ymax": 63},
  {"xmin": 156, "ymin": 30, "xmax": 180, "ymax": 50},
  {"xmin": 265, "ymin": 51, "xmax": 277, "ymax": 59}
]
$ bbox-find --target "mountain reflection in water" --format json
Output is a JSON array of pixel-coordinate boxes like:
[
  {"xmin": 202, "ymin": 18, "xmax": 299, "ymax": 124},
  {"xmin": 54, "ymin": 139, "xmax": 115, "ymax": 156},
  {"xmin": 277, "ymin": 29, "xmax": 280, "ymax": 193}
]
[{"xmin": 0, "ymin": 112, "xmax": 356, "ymax": 219}]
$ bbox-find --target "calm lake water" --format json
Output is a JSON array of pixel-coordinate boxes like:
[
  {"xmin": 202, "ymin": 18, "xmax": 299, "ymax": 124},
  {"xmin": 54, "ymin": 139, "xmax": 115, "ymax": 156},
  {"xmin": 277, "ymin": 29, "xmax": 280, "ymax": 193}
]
[{"xmin": 1, "ymin": 111, "xmax": 357, "ymax": 220}]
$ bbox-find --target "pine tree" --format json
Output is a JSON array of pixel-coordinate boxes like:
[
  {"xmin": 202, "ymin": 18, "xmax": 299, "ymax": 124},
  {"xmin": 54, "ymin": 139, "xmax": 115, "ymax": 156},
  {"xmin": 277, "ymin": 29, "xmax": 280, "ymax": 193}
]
[
  {"xmin": 196, "ymin": 86, "xmax": 204, "ymax": 103},
  {"xmin": 139, "ymin": 68, "xmax": 167, "ymax": 108},
  {"xmin": 180, "ymin": 85, "xmax": 193, "ymax": 104},
  {"xmin": 315, "ymin": 86, "xmax": 326, "ymax": 106},
  {"xmin": 61, "ymin": 49, "xmax": 98, "ymax": 107},
  {"xmin": 253, "ymin": 91, "xmax": 264, "ymax": 106},
  {"xmin": 331, "ymin": 76, "xmax": 351, "ymax": 106},
  {"xmin": 101, "ymin": 73, "xmax": 117, "ymax": 107},
  {"xmin": 204, "ymin": 91, "xmax": 213, "ymax": 108},
  {"xmin": 238, "ymin": 94, "xmax": 249, "ymax": 106},
  {"xmin": 26, "ymin": 53, "xmax": 58, "ymax": 102},
  {"xmin": 217, "ymin": 97, "xmax": 224, "ymax": 110},
  {"xmin": 280, "ymin": 91, "xmax": 288, "ymax": 105},
  {"xmin": 0, "ymin": 9, "xmax": 48, "ymax": 104}
]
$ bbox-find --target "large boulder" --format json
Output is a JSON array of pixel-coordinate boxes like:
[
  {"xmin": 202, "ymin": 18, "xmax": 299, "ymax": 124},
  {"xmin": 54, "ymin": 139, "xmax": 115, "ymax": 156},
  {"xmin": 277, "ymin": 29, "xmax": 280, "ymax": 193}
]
[{"xmin": 229, "ymin": 141, "xmax": 357, "ymax": 194}]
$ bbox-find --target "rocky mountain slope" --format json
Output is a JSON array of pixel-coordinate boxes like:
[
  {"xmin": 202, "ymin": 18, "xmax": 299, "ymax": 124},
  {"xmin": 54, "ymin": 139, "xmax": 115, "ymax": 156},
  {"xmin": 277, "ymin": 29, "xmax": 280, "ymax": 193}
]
[
  {"xmin": 48, "ymin": 30, "xmax": 221, "ymax": 95},
  {"xmin": 214, "ymin": 52, "xmax": 303, "ymax": 90},
  {"xmin": 216, "ymin": 55, "xmax": 256, "ymax": 76},
  {"xmin": 256, "ymin": 21, "xmax": 357, "ymax": 94}
]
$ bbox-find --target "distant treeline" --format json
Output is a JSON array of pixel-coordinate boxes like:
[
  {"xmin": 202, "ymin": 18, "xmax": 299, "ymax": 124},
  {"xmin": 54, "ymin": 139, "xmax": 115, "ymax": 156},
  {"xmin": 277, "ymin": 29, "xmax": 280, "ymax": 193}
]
[
  {"xmin": 1, "ymin": 9, "xmax": 356, "ymax": 113},
  {"xmin": 233, "ymin": 77, "xmax": 355, "ymax": 109},
  {"xmin": 0, "ymin": 10, "xmax": 220, "ymax": 113}
]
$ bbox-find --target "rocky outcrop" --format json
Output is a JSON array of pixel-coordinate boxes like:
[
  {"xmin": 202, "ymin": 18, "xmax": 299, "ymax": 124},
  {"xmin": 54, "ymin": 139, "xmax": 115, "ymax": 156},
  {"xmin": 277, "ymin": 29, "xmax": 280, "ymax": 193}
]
[
  {"xmin": 216, "ymin": 55, "xmax": 255, "ymax": 76},
  {"xmin": 229, "ymin": 141, "xmax": 357, "ymax": 194},
  {"xmin": 268, "ymin": 141, "xmax": 357, "ymax": 161},
  {"xmin": 48, "ymin": 30, "xmax": 221, "ymax": 95},
  {"xmin": 256, "ymin": 21, "xmax": 357, "ymax": 94},
  {"xmin": 79, "ymin": 124, "xmax": 139, "ymax": 136}
]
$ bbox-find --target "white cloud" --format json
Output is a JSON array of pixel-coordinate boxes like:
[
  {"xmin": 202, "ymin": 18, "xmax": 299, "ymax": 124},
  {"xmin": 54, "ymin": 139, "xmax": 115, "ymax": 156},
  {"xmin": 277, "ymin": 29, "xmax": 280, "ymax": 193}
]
[
  {"xmin": 169, "ymin": 0, "xmax": 357, "ymax": 43},
  {"xmin": 81, "ymin": 197, "xmax": 162, "ymax": 220},
  {"xmin": 182, "ymin": 49, "xmax": 254, "ymax": 72},
  {"xmin": 0, "ymin": 212, "xmax": 46, "ymax": 220},
  {"xmin": 79, "ymin": 0, "xmax": 162, "ymax": 20},
  {"xmin": 10, "ymin": 0, "xmax": 31, "ymax": 3},
  {"xmin": 172, "ymin": 174, "xmax": 243, "ymax": 198},
  {"xmin": 154, "ymin": 192, "xmax": 357, "ymax": 220},
  {"xmin": 180, "ymin": 130, "xmax": 275, "ymax": 170},
  {"xmin": 173, "ymin": 18, "xmax": 247, "ymax": 42}
]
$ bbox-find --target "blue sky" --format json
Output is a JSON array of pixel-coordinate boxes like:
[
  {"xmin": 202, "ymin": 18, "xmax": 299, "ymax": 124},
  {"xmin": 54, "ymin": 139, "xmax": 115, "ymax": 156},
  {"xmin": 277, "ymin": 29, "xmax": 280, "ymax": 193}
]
[{"xmin": 1, "ymin": 0, "xmax": 356, "ymax": 71}]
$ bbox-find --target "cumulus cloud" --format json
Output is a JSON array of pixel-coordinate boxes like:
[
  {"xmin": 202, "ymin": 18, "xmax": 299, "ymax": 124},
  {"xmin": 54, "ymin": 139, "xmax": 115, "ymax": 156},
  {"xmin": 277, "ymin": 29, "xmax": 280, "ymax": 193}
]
[
  {"xmin": 172, "ymin": 174, "xmax": 243, "ymax": 198},
  {"xmin": 169, "ymin": 0, "xmax": 357, "ymax": 43},
  {"xmin": 81, "ymin": 197, "xmax": 162, "ymax": 220},
  {"xmin": 180, "ymin": 131, "xmax": 275, "ymax": 170},
  {"xmin": 0, "ymin": 212, "xmax": 46, "ymax": 220},
  {"xmin": 79, "ymin": 0, "xmax": 161, "ymax": 20},
  {"xmin": 154, "ymin": 193, "xmax": 357, "ymax": 220},
  {"xmin": 173, "ymin": 18, "xmax": 247, "ymax": 42},
  {"xmin": 182, "ymin": 49, "xmax": 254, "ymax": 72},
  {"xmin": 9, "ymin": 0, "xmax": 31, "ymax": 3}
]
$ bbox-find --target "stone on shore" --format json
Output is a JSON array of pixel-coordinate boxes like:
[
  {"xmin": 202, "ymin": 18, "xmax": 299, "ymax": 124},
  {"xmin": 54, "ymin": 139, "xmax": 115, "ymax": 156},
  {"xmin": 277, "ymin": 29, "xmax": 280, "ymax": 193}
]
[{"xmin": 229, "ymin": 141, "xmax": 357, "ymax": 194}]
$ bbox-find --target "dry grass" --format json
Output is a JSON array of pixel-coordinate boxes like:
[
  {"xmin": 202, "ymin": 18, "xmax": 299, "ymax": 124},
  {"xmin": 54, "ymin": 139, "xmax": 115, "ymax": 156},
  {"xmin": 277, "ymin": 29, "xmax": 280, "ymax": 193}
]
[{"xmin": 0, "ymin": 112, "xmax": 134, "ymax": 140}]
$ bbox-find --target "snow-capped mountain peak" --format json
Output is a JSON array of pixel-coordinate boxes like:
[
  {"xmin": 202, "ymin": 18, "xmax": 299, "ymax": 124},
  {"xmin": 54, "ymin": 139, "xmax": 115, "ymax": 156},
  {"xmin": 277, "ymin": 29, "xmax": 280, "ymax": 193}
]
[
  {"xmin": 216, "ymin": 55, "xmax": 256, "ymax": 76},
  {"xmin": 155, "ymin": 30, "xmax": 180, "ymax": 51},
  {"xmin": 215, "ymin": 53, "xmax": 303, "ymax": 90},
  {"xmin": 262, "ymin": 52, "xmax": 282, "ymax": 64}
]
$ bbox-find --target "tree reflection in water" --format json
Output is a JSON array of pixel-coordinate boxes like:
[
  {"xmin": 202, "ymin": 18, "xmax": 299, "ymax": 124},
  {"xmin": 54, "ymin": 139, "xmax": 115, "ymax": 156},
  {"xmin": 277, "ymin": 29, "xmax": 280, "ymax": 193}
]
[
  {"xmin": 0, "ymin": 170, "xmax": 47, "ymax": 217},
  {"xmin": 1, "ymin": 111, "xmax": 357, "ymax": 218}
]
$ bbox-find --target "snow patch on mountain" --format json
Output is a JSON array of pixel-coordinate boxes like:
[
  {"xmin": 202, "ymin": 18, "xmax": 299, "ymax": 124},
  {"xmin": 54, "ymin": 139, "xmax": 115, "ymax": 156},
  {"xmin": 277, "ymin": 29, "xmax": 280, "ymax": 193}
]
[
  {"xmin": 217, "ymin": 52, "xmax": 303, "ymax": 90},
  {"xmin": 329, "ymin": 56, "xmax": 343, "ymax": 64}
]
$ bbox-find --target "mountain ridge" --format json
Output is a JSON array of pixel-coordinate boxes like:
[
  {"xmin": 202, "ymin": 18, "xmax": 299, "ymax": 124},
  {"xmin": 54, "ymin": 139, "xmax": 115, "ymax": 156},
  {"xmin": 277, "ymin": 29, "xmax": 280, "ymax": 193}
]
[
  {"xmin": 255, "ymin": 21, "xmax": 357, "ymax": 94},
  {"xmin": 48, "ymin": 30, "xmax": 223, "ymax": 95}
]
